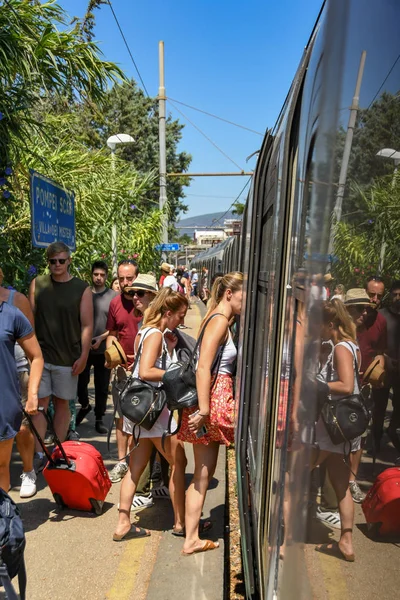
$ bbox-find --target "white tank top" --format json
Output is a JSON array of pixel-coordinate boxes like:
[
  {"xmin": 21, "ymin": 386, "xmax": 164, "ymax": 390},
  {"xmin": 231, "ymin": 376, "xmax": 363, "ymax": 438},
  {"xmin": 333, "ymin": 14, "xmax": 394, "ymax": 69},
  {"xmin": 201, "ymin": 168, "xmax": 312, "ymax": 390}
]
[
  {"xmin": 215, "ymin": 332, "xmax": 237, "ymax": 375},
  {"xmin": 132, "ymin": 327, "xmax": 171, "ymax": 387}
]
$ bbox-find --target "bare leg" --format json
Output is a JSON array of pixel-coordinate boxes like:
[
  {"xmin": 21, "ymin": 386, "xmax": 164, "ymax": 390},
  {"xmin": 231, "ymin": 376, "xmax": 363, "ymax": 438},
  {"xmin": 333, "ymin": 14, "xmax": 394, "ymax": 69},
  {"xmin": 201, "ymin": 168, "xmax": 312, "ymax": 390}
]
[
  {"xmin": 183, "ymin": 442, "xmax": 220, "ymax": 554},
  {"xmin": 32, "ymin": 396, "xmax": 50, "ymax": 453},
  {"xmin": 327, "ymin": 453, "xmax": 354, "ymax": 558},
  {"xmin": 115, "ymin": 417, "xmax": 129, "ymax": 461},
  {"xmin": 349, "ymin": 448, "xmax": 362, "ymax": 483},
  {"xmin": 15, "ymin": 425, "xmax": 35, "ymax": 472},
  {"xmin": 52, "ymin": 397, "xmax": 71, "ymax": 442},
  {"xmin": 114, "ymin": 439, "xmax": 153, "ymax": 537},
  {"xmin": 153, "ymin": 437, "xmax": 187, "ymax": 531},
  {"xmin": 0, "ymin": 438, "xmax": 14, "ymax": 492}
]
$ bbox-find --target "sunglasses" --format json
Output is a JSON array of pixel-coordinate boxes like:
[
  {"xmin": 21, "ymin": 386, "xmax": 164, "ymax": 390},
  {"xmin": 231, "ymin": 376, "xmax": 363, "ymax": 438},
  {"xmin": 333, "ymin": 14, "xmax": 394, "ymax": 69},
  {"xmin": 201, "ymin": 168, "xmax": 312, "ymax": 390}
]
[
  {"xmin": 133, "ymin": 290, "xmax": 146, "ymax": 298},
  {"xmin": 49, "ymin": 258, "xmax": 68, "ymax": 265}
]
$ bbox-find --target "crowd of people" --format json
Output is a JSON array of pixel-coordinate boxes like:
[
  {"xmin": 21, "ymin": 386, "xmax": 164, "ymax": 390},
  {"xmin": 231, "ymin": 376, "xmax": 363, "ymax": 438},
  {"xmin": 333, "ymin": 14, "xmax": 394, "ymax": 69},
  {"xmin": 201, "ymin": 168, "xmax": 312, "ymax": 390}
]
[
  {"xmin": 1, "ymin": 239, "xmax": 400, "ymax": 564},
  {"xmin": 0, "ymin": 241, "xmax": 239, "ymax": 556}
]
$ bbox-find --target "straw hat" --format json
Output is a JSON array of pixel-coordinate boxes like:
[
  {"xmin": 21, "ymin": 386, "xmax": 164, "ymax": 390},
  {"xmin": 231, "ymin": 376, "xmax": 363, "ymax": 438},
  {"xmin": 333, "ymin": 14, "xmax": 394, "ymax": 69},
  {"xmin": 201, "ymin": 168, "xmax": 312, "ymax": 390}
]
[
  {"xmin": 104, "ymin": 340, "xmax": 127, "ymax": 369},
  {"xmin": 160, "ymin": 262, "xmax": 171, "ymax": 273},
  {"xmin": 324, "ymin": 273, "xmax": 334, "ymax": 283},
  {"xmin": 130, "ymin": 273, "xmax": 157, "ymax": 293},
  {"xmin": 344, "ymin": 288, "xmax": 372, "ymax": 306},
  {"xmin": 363, "ymin": 358, "xmax": 386, "ymax": 388}
]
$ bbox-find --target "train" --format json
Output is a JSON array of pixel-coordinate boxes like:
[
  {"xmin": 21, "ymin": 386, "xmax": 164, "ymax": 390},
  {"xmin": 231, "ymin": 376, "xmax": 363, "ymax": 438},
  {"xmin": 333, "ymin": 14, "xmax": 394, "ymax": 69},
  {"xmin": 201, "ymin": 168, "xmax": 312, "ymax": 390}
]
[{"xmin": 191, "ymin": 1, "xmax": 400, "ymax": 598}]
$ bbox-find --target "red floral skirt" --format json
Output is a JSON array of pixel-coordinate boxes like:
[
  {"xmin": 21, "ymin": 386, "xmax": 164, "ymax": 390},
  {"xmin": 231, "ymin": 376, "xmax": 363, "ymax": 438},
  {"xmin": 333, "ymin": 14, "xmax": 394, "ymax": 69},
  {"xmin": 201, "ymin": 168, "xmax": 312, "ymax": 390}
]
[{"xmin": 178, "ymin": 373, "xmax": 234, "ymax": 446}]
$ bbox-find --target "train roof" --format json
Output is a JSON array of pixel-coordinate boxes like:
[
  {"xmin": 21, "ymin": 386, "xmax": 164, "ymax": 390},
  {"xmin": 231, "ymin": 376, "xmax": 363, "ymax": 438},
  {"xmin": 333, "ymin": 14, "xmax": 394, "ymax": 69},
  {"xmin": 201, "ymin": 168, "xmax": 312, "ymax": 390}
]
[{"xmin": 191, "ymin": 236, "xmax": 235, "ymax": 264}]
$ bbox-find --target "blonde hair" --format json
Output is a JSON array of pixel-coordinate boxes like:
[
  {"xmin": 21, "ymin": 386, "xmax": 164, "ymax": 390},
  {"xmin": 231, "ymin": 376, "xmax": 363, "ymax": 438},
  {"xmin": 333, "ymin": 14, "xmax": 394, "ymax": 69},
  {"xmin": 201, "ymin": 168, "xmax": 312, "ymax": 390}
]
[
  {"xmin": 143, "ymin": 287, "xmax": 188, "ymax": 328},
  {"xmin": 322, "ymin": 299, "xmax": 356, "ymax": 342},
  {"xmin": 203, "ymin": 271, "xmax": 243, "ymax": 322}
]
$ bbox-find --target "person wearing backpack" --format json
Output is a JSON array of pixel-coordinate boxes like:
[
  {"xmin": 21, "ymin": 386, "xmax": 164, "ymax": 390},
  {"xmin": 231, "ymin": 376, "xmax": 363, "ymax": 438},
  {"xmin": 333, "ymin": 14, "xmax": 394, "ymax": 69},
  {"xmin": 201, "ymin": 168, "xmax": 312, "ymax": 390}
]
[
  {"xmin": 0, "ymin": 287, "xmax": 44, "ymax": 494},
  {"xmin": 113, "ymin": 288, "xmax": 188, "ymax": 541}
]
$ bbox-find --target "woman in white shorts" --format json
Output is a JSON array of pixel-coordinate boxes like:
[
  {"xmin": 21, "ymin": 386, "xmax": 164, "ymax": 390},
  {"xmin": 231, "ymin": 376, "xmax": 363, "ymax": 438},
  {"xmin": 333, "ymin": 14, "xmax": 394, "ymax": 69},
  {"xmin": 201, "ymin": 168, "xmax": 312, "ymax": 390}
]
[
  {"xmin": 113, "ymin": 288, "xmax": 188, "ymax": 541},
  {"xmin": 313, "ymin": 299, "xmax": 360, "ymax": 562}
]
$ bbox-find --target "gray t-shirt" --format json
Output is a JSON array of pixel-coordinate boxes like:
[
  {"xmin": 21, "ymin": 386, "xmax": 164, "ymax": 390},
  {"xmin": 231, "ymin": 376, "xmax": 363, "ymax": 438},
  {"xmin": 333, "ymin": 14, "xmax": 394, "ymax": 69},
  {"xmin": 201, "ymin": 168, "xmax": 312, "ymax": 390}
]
[{"xmin": 92, "ymin": 288, "xmax": 118, "ymax": 354}]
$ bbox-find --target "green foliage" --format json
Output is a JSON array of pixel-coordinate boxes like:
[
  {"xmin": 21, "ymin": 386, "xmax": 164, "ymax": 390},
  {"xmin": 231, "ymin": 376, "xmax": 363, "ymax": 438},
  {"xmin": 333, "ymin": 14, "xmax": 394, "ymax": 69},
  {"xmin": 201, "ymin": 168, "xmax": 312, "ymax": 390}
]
[
  {"xmin": 232, "ymin": 200, "xmax": 245, "ymax": 216},
  {"xmin": 0, "ymin": 0, "xmax": 124, "ymax": 168},
  {"xmin": 71, "ymin": 80, "xmax": 192, "ymax": 226},
  {"xmin": 0, "ymin": 115, "xmax": 163, "ymax": 291},
  {"xmin": 332, "ymin": 174, "xmax": 400, "ymax": 287}
]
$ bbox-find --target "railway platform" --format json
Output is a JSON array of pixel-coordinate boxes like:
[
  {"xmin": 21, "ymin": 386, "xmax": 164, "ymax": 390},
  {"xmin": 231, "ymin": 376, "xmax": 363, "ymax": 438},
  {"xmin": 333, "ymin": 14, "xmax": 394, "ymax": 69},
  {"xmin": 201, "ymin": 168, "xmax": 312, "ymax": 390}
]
[{"xmin": 6, "ymin": 300, "xmax": 227, "ymax": 600}]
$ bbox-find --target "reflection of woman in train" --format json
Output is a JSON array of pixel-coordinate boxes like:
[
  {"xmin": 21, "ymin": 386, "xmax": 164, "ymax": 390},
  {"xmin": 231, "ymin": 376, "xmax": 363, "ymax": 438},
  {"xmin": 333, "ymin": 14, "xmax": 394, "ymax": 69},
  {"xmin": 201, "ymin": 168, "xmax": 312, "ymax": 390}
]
[
  {"xmin": 179, "ymin": 272, "xmax": 243, "ymax": 554},
  {"xmin": 313, "ymin": 300, "xmax": 359, "ymax": 561},
  {"xmin": 113, "ymin": 288, "xmax": 188, "ymax": 541}
]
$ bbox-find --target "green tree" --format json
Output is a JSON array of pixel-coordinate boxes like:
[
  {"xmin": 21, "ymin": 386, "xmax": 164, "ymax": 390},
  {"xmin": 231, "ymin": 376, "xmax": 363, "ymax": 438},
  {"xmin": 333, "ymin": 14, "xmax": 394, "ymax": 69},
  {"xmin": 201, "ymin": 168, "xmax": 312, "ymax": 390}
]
[
  {"xmin": 0, "ymin": 0, "xmax": 124, "ymax": 170},
  {"xmin": 0, "ymin": 114, "xmax": 162, "ymax": 291},
  {"xmin": 72, "ymin": 80, "xmax": 192, "ymax": 229}
]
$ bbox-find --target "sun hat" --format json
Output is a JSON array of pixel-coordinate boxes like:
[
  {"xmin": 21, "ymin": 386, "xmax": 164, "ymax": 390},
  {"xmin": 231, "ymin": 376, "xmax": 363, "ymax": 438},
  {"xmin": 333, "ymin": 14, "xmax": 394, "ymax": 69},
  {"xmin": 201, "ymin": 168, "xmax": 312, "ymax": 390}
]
[
  {"xmin": 344, "ymin": 288, "xmax": 373, "ymax": 306},
  {"xmin": 363, "ymin": 358, "xmax": 386, "ymax": 388},
  {"xmin": 324, "ymin": 273, "xmax": 334, "ymax": 283},
  {"xmin": 191, "ymin": 268, "xmax": 197, "ymax": 272},
  {"xmin": 104, "ymin": 340, "xmax": 127, "ymax": 369},
  {"xmin": 130, "ymin": 273, "xmax": 157, "ymax": 293},
  {"xmin": 160, "ymin": 262, "xmax": 171, "ymax": 273}
]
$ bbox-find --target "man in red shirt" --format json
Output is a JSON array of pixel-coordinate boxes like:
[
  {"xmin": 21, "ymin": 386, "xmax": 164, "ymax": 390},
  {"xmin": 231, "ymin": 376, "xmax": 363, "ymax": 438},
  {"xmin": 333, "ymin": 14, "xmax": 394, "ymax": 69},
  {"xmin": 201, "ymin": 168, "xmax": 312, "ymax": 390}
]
[{"xmin": 106, "ymin": 260, "xmax": 141, "ymax": 483}]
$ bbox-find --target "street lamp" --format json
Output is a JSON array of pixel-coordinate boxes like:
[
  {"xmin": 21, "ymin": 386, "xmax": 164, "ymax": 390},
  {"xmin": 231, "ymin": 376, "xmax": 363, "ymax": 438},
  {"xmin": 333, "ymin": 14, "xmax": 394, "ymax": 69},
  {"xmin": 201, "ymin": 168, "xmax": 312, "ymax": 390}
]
[
  {"xmin": 376, "ymin": 148, "xmax": 400, "ymax": 273},
  {"xmin": 106, "ymin": 134, "xmax": 135, "ymax": 276}
]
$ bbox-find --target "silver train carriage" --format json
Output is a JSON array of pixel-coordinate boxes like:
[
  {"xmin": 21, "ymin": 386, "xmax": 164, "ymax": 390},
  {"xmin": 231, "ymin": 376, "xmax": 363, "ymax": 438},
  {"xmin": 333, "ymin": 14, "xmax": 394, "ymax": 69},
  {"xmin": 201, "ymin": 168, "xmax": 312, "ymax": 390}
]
[{"xmin": 192, "ymin": 0, "xmax": 400, "ymax": 598}]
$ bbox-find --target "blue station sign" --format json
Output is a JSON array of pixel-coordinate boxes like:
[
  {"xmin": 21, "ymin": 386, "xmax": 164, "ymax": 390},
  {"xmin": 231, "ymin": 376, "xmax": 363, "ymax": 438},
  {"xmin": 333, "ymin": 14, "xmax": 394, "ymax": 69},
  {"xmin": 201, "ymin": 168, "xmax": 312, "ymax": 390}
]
[
  {"xmin": 30, "ymin": 170, "xmax": 76, "ymax": 250},
  {"xmin": 155, "ymin": 243, "xmax": 180, "ymax": 252}
]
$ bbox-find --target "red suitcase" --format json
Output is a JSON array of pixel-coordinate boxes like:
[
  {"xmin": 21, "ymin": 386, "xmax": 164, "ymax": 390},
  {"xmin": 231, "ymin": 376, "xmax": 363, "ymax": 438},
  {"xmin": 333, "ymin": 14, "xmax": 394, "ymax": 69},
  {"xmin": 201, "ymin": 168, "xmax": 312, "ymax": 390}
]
[
  {"xmin": 25, "ymin": 409, "xmax": 111, "ymax": 515},
  {"xmin": 362, "ymin": 466, "xmax": 400, "ymax": 536}
]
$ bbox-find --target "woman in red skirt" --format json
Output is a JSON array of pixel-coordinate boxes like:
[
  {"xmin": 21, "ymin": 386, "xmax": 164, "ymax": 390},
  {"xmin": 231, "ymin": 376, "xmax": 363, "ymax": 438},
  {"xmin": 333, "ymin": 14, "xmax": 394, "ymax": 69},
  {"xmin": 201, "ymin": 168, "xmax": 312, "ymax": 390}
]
[{"xmin": 179, "ymin": 272, "xmax": 243, "ymax": 555}]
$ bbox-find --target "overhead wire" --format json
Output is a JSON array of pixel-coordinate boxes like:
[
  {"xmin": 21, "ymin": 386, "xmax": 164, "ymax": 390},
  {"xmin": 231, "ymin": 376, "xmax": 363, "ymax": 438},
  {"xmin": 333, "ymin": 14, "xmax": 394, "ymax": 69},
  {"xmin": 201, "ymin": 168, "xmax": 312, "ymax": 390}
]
[
  {"xmin": 208, "ymin": 178, "xmax": 251, "ymax": 228},
  {"xmin": 368, "ymin": 52, "xmax": 400, "ymax": 109},
  {"xmin": 107, "ymin": 0, "xmax": 150, "ymax": 97},
  {"xmin": 167, "ymin": 98, "xmax": 245, "ymax": 172},
  {"xmin": 166, "ymin": 97, "xmax": 264, "ymax": 136}
]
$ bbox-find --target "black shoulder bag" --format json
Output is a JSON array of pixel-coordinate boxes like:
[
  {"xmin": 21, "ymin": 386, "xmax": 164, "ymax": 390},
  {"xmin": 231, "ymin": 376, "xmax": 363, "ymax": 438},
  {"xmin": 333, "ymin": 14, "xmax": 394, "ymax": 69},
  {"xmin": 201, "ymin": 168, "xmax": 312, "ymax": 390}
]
[
  {"xmin": 161, "ymin": 313, "xmax": 227, "ymax": 412},
  {"xmin": 320, "ymin": 342, "xmax": 371, "ymax": 445},
  {"xmin": 119, "ymin": 329, "xmax": 167, "ymax": 436}
]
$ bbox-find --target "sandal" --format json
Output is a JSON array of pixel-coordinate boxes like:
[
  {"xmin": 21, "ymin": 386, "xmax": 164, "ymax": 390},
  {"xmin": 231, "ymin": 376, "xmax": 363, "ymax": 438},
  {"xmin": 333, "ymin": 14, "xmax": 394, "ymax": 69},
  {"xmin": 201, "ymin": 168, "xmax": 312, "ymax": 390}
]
[
  {"xmin": 315, "ymin": 542, "xmax": 355, "ymax": 562},
  {"xmin": 182, "ymin": 539, "xmax": 219, "ymax": 555},
  {"xmin": 113, "ymin": 525, "xmax": 150, "ymax": 542},
  {"xmin": 171, "ymin": 519, "xmax": 213, "ymax": 537}
]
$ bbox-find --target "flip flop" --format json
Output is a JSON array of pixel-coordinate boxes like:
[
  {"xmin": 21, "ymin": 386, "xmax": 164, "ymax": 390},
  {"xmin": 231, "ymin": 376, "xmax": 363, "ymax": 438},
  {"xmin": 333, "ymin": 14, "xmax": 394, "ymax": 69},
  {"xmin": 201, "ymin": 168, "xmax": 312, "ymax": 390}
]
[
  {"xmin": 113, "ymin": 525, "xmax": 151, "ymax": 542},
  {"xmin": 181, "ymin": 539, "xmax": 219, "ymax": 555},
  {"xmin": 171, "ymin": 520, "xmax": 213, "ymax": 537},
  {"xmin": 315, "ymin": 542, "xmax": 355, "ymax": 562}
]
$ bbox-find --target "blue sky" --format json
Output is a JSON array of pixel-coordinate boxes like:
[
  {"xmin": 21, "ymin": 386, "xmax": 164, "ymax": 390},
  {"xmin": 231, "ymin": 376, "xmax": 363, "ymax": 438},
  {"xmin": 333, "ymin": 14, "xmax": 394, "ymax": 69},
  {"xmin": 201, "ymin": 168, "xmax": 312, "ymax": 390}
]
[{"xmin": 62, "ymin": 0, "xmax": 323, "ymax": 220}]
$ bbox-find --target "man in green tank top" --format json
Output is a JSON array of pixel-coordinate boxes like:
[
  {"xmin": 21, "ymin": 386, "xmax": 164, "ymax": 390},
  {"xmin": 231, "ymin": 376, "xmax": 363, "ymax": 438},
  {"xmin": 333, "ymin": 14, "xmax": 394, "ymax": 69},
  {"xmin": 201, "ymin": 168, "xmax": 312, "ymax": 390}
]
[{"xmin": 29, "ymin": 242, "xmax": 93, "ymax": 447}]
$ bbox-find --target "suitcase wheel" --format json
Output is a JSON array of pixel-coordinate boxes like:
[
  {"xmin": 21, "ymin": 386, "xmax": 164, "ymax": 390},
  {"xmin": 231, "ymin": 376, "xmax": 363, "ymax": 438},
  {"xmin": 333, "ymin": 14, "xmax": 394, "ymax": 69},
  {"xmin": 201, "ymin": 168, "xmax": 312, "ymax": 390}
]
[
  {"xmin": 366, "ymin": 522, "xmax": 382, "ymax": 538},
  {"xmin": 53, "ymin": 493, "xmax": 66, "ymax": 509},
  {"xmin": 90, "ymin": 498, "xmax": 104, "ymax": 515}
]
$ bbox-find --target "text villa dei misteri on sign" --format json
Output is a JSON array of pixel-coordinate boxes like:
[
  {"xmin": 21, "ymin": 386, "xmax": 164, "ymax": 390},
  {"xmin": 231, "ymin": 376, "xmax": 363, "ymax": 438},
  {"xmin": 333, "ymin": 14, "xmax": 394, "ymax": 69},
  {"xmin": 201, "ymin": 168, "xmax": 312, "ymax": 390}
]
[{"xmin": 30, "ymin": 170, "xmax": 76, "ymax": 251}]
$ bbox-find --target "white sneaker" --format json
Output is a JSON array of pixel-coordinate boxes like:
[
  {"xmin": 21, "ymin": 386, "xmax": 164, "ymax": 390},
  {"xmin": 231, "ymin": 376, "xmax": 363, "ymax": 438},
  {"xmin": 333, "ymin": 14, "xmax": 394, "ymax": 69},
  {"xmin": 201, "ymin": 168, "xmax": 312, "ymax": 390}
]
[
  {"xmin": 109, "ymin": 461, "xmax": 129, "ymax": 483},
  {"xmin": 117, "ymin": 494, "xmax": 154, "ymax": 514},
  {"xmin": 315, "ymin": 506, "xmax": 341, "ymax": 530},
  {"xmin": 20, "ymin": 470, "xmax": 37, "ymax": 498}
]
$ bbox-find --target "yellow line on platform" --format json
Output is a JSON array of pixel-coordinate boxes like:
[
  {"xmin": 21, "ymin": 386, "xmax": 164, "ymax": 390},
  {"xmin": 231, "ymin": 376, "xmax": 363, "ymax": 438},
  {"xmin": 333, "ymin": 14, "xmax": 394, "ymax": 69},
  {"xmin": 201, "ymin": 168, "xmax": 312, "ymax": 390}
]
[
  {"xmin": 107, "ymin": 537, "xmax": 148, "ymax": 600},
  {"xmin": 318, "ymin": 553, "xmax": 349, "ymax": 600}
]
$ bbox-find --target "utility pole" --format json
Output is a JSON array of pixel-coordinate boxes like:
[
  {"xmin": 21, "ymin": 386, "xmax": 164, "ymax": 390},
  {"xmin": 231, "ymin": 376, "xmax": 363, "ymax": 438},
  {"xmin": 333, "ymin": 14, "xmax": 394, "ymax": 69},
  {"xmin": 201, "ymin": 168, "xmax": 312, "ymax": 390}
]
[
  {"xmin": 159, "ymin": 41, "xmax": 168, "ymax": 244},
  {"xmin": 328, "ymin": 51, "xmax": 366, "ymax": 257}
]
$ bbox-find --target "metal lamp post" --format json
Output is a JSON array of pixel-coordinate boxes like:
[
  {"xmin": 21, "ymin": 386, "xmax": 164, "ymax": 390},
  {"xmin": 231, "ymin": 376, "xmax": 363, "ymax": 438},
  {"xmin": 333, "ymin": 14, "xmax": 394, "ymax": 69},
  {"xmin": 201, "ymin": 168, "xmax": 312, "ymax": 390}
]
[
  {"xmin": 106, "ymin": 134, "xmax": 135, "ymax": 276},
  {"xmin": 376, "ymin": 148, "xmax": 400, "ymax": 273}
]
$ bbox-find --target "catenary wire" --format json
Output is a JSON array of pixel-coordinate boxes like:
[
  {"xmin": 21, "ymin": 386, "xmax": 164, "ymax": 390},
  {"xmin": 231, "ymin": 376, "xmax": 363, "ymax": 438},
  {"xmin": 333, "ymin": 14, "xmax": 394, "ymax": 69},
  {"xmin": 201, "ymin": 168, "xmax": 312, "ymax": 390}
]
[
  {"xmin": 368, "ymin": 52, "xmax": 400, "ymax": 109},
  {"xmin": 208, "ymin": 178, "xmax": 251, "ymax": 228},
  {"xmin": 167, "ymin": 98, "xmax": 245, "ymax": 172},
  {"xmin": 166, "ymin": 97, "xmax": 264, "ymax": 136},
  {"xmin": 107, "ymin": 0, "xmax": 149, "ymax": 97}
]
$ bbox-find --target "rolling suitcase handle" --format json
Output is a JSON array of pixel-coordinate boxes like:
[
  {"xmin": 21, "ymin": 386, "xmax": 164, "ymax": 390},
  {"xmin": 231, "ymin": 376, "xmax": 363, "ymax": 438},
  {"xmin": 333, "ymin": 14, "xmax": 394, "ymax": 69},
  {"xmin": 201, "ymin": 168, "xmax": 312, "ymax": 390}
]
[{"xmin": 23, "ymin": 407, "xmax": 73, "ymax": 468}]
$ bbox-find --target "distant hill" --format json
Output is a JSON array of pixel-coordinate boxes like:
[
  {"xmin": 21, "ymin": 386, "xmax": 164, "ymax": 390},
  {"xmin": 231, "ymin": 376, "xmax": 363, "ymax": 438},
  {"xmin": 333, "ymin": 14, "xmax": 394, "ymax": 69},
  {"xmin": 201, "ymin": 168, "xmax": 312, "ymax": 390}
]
[{"xmin": 175, "ymin": 211, "xmax": 241, "ymax": 238}]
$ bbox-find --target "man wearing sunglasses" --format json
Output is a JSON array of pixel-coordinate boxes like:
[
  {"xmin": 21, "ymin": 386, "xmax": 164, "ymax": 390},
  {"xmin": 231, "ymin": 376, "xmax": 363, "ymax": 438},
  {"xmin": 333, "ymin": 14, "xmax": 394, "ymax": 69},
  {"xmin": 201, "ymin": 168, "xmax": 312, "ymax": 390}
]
[
  {"xmin": 28, "ymin": 241, "xmax": 93, "ymax": 451},
  {"xmin": 76, "ymin": 261, "xmax": 118, "ymax": 435},
  {"xmin": 105, "ymin": 259, "xmax": 141, "ymax": 483}
]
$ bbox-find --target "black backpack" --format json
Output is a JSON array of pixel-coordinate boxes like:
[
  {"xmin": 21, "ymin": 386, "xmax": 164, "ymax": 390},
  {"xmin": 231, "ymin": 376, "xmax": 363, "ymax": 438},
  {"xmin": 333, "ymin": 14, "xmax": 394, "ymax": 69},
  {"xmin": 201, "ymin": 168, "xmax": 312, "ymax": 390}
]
[{"xmin": 0, "ymin": 489, "xmax": 27, "ymax": 600}]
